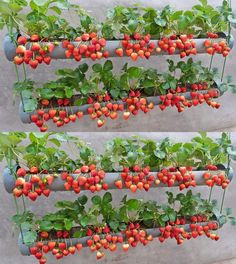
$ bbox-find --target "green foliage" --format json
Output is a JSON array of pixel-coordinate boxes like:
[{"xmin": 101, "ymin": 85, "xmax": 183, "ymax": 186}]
[
  {"xmin": 0, "ymin": 132, "xmax": 233, "ymax": 172},
  {"xmin": 18, "ymin": 59, "xmax": 221, "ymax": 111},
  {"xmin": 14, "ymin": 190, "xmax": 233, "ymax": 245},
  {"xmin": 0, "ymin": 0, "xmax": 234, "ymax": 39}
]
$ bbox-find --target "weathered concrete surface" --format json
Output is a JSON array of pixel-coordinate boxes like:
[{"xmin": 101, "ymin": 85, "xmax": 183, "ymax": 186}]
[
  {"xmin": 0, "ymin": 0, "xmax": 236, "ymax": 132},
  {"xmin": 0, "ymin": 132, "xmax": 236, "ymax": 264}
]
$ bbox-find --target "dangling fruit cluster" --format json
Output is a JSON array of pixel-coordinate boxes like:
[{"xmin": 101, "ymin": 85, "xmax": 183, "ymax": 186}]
[
  {"xmin": 157, "ymin": 34, "xmax": 197, "ymax": 58},
  {"xmin": 13, "ymin": 167, "xmax": 54, "ymax": 201},
  {"xmin": 156, "ymin": 167, "xmax": 196, "ymax": 190},
  {"xmin": 159, "ymin": 84, "xmax": 220, "ymax": 112},
  {"xmin": 14, "ymin": 35, "xmax": 54, "ymax": 69},
  {"xmin": 62, "ymin": 32, "xmax": 108, "ymax": 61},
  {"xmin": 28, "ymin": 219, "xmax": 220, "ymax": 263},
  {"xmin": 123, "ymin": 223, "xmax": 153, "ymax": 249},
  {"xmin": 116, "ymin": 33, "xmax": 156, "ymax": 61},
  {"xmin": 31, "ymin": 98, "xmax": 84, "ymax": 132},
  {"xmin": 115, "ymin": 165, "xmax": 155, "ymax": 192},
  {"xmin": 30, "ymin": 232, "xmax": 83, "ymax": 263},
  {"xmin": 158, "ymin": 218, "xmax": 219, "ymax": 244},
  {"xmin": 203, "ymin": 171, "xmax": 230, "ymax": 189},
  {"xmin": 204, "ymin": 33, "xmax": 231, "ymax": 57},
  {"xmin": 86, "ymin": 93, "xmax": 124, "ymax": 128},
  {"xmin": 86, "ymin": 225, "xmax": 123, "ymax": 260},
  {"xmin": 61, "ymin": 164, "xmax": 108, "ymax": 193},
  {"xmin": 122, "ymin": 90, "xmax": 154, "ymax": 120}
]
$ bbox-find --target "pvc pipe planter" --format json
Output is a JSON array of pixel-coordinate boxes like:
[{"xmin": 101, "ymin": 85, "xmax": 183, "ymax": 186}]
[
  {"xmin": 3, "ymin": 33, "xmax": 234, "ymax": 61},
  {"xmin": 18, "ymin": 221, "xmax": 220, "ymax": 256},
  {"xmin": 3, "ymin": 166, "xmax": 234, "ymax": 194},
  {"xmin": 19, "ymin": 88, "xmax": 220, "ymax": 124}
]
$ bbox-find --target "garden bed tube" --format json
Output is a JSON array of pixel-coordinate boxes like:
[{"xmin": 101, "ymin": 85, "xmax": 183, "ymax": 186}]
[
  {"xmin": 3, "ymin": 33, "xmax": 234, "ymax": 61},
  {"xmin": 18, "ymin": 221, "xmax": 220, "ymax": 256},
  {"xmin": 3, "ymin": 166, "xmax": 234, "ymax": 193},
  {"xmin": 19, "ymin": 87, "xmax": 221, "ymax": 124}
]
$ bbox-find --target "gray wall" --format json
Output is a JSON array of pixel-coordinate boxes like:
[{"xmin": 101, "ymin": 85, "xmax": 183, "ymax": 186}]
[
  {"xmin": 0, "ymin": 132, "xmax": 236, "ymax": 264},
  {"xmin": 0, "ymin": 0, "xmax": 236, "ymax": 132}
]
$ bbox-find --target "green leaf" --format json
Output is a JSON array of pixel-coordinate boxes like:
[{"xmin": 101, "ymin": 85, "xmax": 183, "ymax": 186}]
[
  {"xmin": 92, "ymin": 195, "xmax": 101, "ymax": 205},
  {"xmin": 39, "ymin": 221, "xmax": 53, "ymax": 231},
  {"xmin": 77, "ymin": 195, "xmax": 88, "ymax": 205},
  {"xmin": 79, "ymin": 63, "xmax": 89, "ymax": 73},
  {"xmin": 64, "ymin": 219, "xmax": 73, "ymax": 230},
  {"xmin": 126, "ymin": 199, "xmax": 140, "ymax": 211},
  {"xmin": 103, "ymin": 192, "xmax": 112, "ymax": 204},
  {"xmin": 73, "ymin": 230, "xmax": 86, "ymax": 238},
  {"xmin": 80, "ymin": 215, "xmax": 89, "ymax": 227},
  {"xmin": 92, "ymin": 63, "xmax": 103, "ymax": 73},
  {"xmin": 22, "ymin": 230, "xmax": 37, "ymax": 246},
  {"xmin": 127, "ymin": 67, "xmax": 142, "ymax": 79},
  {"xmin": 109, "ymin": 220, "xmax": 119, "ymax": 230},
  {"xmin": 103, "ymin": 60, "xmax": 113, "ymax": 71}
]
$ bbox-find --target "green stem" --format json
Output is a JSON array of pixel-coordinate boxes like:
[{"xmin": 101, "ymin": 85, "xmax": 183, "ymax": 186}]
[
  {"xmin": 220, "ymin": 189, "xmax": 226, "ymax": 213},
  {"xmin": 22, "ymin": 196, "xmax": 26, "ymax": 212},
  {"xmin": 221, "ymin": 57, "xmax": 227, "ymax": 82},
  {"xmin": 209, "ymin": 55, "xmax": 214, "ymax": 71},
  {"xmin": 22, "ymin": 64, "xmax": 27, "ymax": 80},
  {"xmin": 14, "ymin": 64, "xmax": 20, "ymax": 82},
  {"xmin": 208, "ymin": 187, "xmax": 213, "ymax": 202},
  {"xmin": 220, "ymin": 142, "xmax": 231, "ymax": 213}
]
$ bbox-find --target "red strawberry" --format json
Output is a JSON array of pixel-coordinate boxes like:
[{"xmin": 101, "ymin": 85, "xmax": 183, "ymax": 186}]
[
  {"xmin": 14, "ymin": 56, "xmax": 24, "ymax": 65},
  {"xmin": 29, "ymin": 59, "xmax": 39, "ymax": 69},
  {"xmin": 16, "ymin": 45, "xmax": 26, "ymax": 54},
  {"xmin": 123, "ymin": 112, "xmax": 130, "ymax": 120},
  {"xmin": 115, "ymin": 180, "xmax": 122, "ymax": 189},
  {"xmin": 42, "ymin": 189, "xmax": 51, "ymax": 197},
  {"xmin": 17, "ymin": 168, "xmax": 27, "ymax": 177},
  {"xmin": 48, "ymin": 109, "xmax": 57, "ymax": 118},
  {"xmin": 28, "ymin": 192, "xmax": 38, "ymax": 201},
  {"xmin": 116, "ymin": 48, "xmax": 124, "ymax": 57},
  {"xmin": 17, "ymin": 36, "xmax": 27, "ymax": 45},
  {"xmin": 43, "ymin": 56, "xmax": 51, "ymax": 65},
  {"xmin": 15, "ymin": 177, "xmax": 25, "ymax": 186},
  {"xmin": 30, "ymin": 34, "xmax": 40, "ymax": 42},
  {"xmin": 13, "ymin": 188, "xmax": 23, "ymax": 197},
  {"xmin": 30, "ymin": 166, "xmax": 38, "ymax": 174}
]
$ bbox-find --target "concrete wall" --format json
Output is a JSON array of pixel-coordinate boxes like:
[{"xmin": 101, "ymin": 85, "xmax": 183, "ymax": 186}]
[
  {"xmin": 0, "ymin": 0, "xmax": 236, "ymax": 132},
  {"xmin": 0, "ymin": 132, "xmax": 236, "ymax": 264}
]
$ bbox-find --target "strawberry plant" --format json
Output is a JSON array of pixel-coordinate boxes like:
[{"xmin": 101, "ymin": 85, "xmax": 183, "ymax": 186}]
[
  {"xmin": 11, "ymin": 191, "xmax": 236, "ymax": 263},
  {"xmin": 12, "ymin": 59, "xmax": 234, "ymax": 131},
  {"xmin": 1, "ymin": 132, "xmax": 235, "ymax": 263}
]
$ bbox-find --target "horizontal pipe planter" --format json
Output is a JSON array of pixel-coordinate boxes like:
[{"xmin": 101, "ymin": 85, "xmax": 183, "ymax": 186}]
[
  {"xmin": 19, "ymin": 88, "xmax": 220, "ymax": 124},
  {"xmin": 18, "ymin": 221, "xmax": 220, "ymax": 256},
  {"xmin": 3, "ymin": 166, "xmax": 234, "ymax": 193},
  {"xmin": 4, "ymin": 33, "xmax": 234, "ymax": 61}
]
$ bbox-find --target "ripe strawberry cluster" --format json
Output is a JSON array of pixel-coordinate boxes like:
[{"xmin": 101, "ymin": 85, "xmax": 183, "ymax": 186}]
[
  {"xmin": 14, "ymin": 35, "xmax": 54, "ymax": 69},
  {"xmin": 157, "ymin": 167, "xmax": 196, "ymax": 190},
  {"xmin": 30, "ymin": 218, "xmax": 219, "ymax": 263},
  {"xmin": 62, "ymin": 164, "xmax": 108, "ymax": 193},
  {"xmin": 86, "ymin": 225, "xmax": 124, "ymax": 260},
  {"xmin": 116, "ymin": 33, "xmax": 156, "ymax": 61},
  {"xmin": 115, "ymin": 165, "xmax": 155, "ymax": 192},
  {"xmin": 87, "ymin": 93, "xmax": 124, "ymax": 127},
  {"xmin": 31, "ymin": 98, "xmax": 84, "ymax": 132},
  {"xmin": 13, "ymin": 167, "xmax": 53, "ymax": 201},
  {"xmin": 203, "ymin": 171, "xmax": 229, "ymax": 189},
  {"xmin": 204, "ymin": 33, "xmax": 231, "ymax": 57},
  {"xmin": 157, "ymin": 34, "xmax": 197, "ymax": 58},
  {"xmin": 159, "ymin": 84, "xmax": 220, "ymax": 112},
  {"xmin": 87, "ymin": 90, "xmax": 154, "ymax": 127},
  {"xmin": 30, "ymin": 231, "xmax": 83, "ymax": 263},
  {"xmin": 62, "ymin": 32, "xmax": 108, "ymax": 61},
  {"xmin": 159, "ymin": 217, "xmax": 219, "ymax": 245}
]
